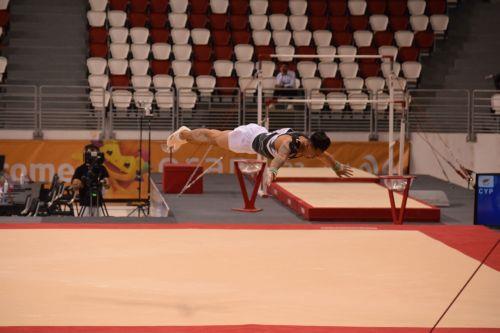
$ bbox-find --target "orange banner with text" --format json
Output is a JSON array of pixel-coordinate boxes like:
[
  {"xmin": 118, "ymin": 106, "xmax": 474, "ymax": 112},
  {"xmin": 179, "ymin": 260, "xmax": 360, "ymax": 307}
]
[{"xmin": 0, "ymin": 140, "xmax": 409, "ymax": 199}]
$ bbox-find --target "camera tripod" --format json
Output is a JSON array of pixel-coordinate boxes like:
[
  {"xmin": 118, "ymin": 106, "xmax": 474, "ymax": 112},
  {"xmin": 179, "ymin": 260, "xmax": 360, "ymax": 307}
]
[{"xmin": 128, "ymin": 103, "xmax": 153, "ymax": 217}]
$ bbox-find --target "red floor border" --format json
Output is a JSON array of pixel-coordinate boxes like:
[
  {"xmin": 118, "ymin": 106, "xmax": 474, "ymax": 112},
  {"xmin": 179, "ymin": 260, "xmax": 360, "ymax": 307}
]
[{"xmin": 276, "ymin": 176, "xmax": 378, "ymax": 183}]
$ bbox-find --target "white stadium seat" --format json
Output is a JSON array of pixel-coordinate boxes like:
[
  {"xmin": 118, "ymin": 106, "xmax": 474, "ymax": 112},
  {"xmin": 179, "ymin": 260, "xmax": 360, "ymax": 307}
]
[
  {"xmin": 249, "ymin": 0, "xmax": 268, "ymax": 15},
  {"xmin": 293, "ymin": 30, "xmax": 312, "ymax": 46},
  {"xmin": 275, "ymin": 45, "xmax": 295, "ymax": 62},
  {"xmin": 111, "ymin": 90, "xmax": 132, "ymax": 109},
  {"xmin": 191, "ymin": 29, "xmax": 210, "ymax": 45},
  {"xmin": 155, "ymin": 91, "xmax": 174, "ymax": 110},
  {"xmin": 402, "ymin": 61, "xmax": 422, "ymax": 83},
  {"xmin": 176, "ymin": 76, "xmax": 197, "ymax": 109},
  {"xmin": 381, "ymin": 61, "xmax": 401, "ymax": 78},
  {"xmin": 108, "ymin": 58, "xmax": 128, "ymax": 75},
  {"xmin": 369, "ymin": 15, "xmax": 388, "ymax": 32},
  {"xmin": 88, "ymin": 74, "xmax": 109, "ymax": 89},
  {"xmin": 301, "ymin": 77, "xmax": 322, "ymax": 94},
  {"xmin": 210, "ymin": 0, "xmax": 229, "ymax": 14},
  {"xmin": 260, "ymin": 61, "xmax": 276, "ymax": 78},
  {"xmin": 348, "ymin": 92, "xmax": 368, "ymax": 112},
  {"xmin": 318, "ymin": 62, "xmax": 338, "ymax": 78},
  {"xmin": 234, "ymin": 44, "xmax": 254, "ymax": 62},
  {"xmin": 430, "ymin": 15, "xmax": 449, "ymax": 36},
  {"xmin": 317, "ymin": 46, "xmax": 337, "ymax": 62},
  {"xmin": 395, "ymin": 31, "xmax": 414, "ymax": 47},
  {"xmin": 153, "ymin": 74, "xmax": 173, "ymax": 91},
  {"xmin": 343, "ymin": 77, "xmax": 364, "ymax": 93},
  {"xmin": 374, "ymin": 92, "xmax": 390, "ymax": 112},
  {"xmin": 269, "ymin": 14, "xmax": 288, "ymax": 30},
  {"xmin": 297, "ymin": 61, "xmax": 317, "ymax": 78},
  {"xmin": 410, "ymin": 15, "xmax": 429, "ymax": 32},
  {"xmin": 289, "ymin": 0, "xmax": 307, "ymax": 15},
  {"xmin": 407, "ymin": 0, "xmax": 426, "ymax": 16},
  {"xmin": 364, "ymin": 76, "xmax": 385, "ymax": 94},
  {"xmin": 214, "ymin": 60, "xmax": 234, "ymax": 77},
  {"xmin": 235, "ymin": 61, "xmax": 255, "ymax": 77},
  {"xmin": 171, "ymin": 28, "xmax": 190, "ymax": 44},
  {"xmin": 348, "ymin": 0, "xmax": 366, "ymax": 15},
  {"xmin": 168, "ymin": 13, "xmax": 188, "ymax": 29},
  {"xmin": 490, "ymin": 94, "xmax": 500, "ymax": 114},
  {"xmin": 272, "ymin": 30, "xmax": 292, "ymax": 47},
  {"xmin": 249, "ymin": 15, "xmax": 268, "ymax": 30},
  {"xmin": 313, "ymin": 30, "xmax": 332, "ymax": 47},
  {"xmin": 110, "ymin": 43, "xmax": 130, "ymax": 59},
  {"xmin": 87, "ymin": 57, "xmax": 107, "ymax": 75},
  {"xmin": 239, "ymin": 77, "xmax": 258, "ymax": 95},
  {"xmin": 152, "ymin": 43, "xmax": 171, "ymax": 60},
  {"xmin": 339, "ymin": 62, "xmax": 359, "ymax": 79},
  {"xmin": 90, "ymin": 90, "xmax": 111, "ymax": 109},
  {"xmin": 169, "ymin": 0, "xmax": 188, "ymax": 13},
  {"xmin": 196, "ymin": 75, "xmax": 216, "ymax": 95},
  {"xmin": 131, "ymin": 43, "xmax": 151, "ymax": 60},
  {"xmin": 173, "ymin": 44, "xmax": 192, "ymax": 60},
  {"xmin": 129, "ymin": 59, "xmax": 149, "ymax": 76},
  {"xmin": 171, "ymin": 60, "xmax": 192, "ymax": 76},
  {"xmin": 327, "ymin": 92, "xmax": 347, "ymax": 112},
  {"xmin": 353, "ymin": 30, "xmax": 373, "ymax": 47},
  {"xmin": 87, "ymin": 11, "xmax": 106, "ymax": 27},
  {"xmin": 131, "ymin": 75, "xmax": 152, "ymax": 91},
  {"xmin": 262, "ymin": 77, "xmax": 276, "ymax": 96},
  {"xmin": 133, "ymin": 90, "xmax": 154, "ymax": 109},
  {"xmin": 130, "ymin": 27, "xmax": 149, "ymax": 44},
  {"xmin": 108, "ymin": 10, "xmax": 127, "ymax": 27},
  {"xmin": 89, "ymin": 0, "xmax": 107, "ymax": 11},
  {"xmin": 378, "ymin": 46, "xmax": 398, "ymax": 62},
  {"xmin": 252, "ymin": 29, "xmax": 271, "ymax": 46},
  {"xmin": 109, "ymin": 27, "xmax": 129, "ymax": 43},
  {"xmin": 289, "ymin": 15, "xmax": 308, "ymax": 31},
  {"xmin": 337, "ymin": 45, "xmax": 357, "ymax": 62}
]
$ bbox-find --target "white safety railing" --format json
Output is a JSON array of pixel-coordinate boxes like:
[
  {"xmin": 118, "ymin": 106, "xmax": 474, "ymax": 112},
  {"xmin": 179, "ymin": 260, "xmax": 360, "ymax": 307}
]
[
  {"xmin": 471, "ymin": 90, "xmax": 500, "ymax": 140},
  {"xmin": 0, "ymin": 84, "xmax": 37, "ymax": 133}
]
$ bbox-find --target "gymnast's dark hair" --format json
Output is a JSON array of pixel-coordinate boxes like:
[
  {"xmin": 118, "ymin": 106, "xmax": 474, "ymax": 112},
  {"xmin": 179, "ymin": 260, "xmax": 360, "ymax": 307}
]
[{"xmin": 309, "ymin": 131, "xmax": 331, "ymax": 151}]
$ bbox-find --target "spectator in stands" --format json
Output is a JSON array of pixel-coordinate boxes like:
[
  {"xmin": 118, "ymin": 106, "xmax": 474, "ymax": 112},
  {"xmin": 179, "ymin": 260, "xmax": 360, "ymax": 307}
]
[
  {"xmin": 485, "ymin": 73, "xmax": 500, "ymax": 89},
  {"xmin": 71, "ymin": 144, "xmax": 109, "ymax": 216},
  {"xmin": 274, "ymin": 63, "xmax": 298, "ymax": 111}
]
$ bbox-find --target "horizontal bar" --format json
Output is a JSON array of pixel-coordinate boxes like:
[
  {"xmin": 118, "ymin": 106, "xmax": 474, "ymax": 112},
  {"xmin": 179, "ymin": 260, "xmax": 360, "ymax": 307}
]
[
  {"xmin": 276, "ymin": 98, "xmax": 405, "ymax": 104},
  {"xmin": 269, "ymin": 54, "xmax": 385, "ymax": 59}
]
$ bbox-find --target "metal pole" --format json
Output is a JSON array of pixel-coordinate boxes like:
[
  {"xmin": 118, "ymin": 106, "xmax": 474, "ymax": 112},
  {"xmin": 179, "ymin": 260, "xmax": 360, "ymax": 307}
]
[{"xmin": 388, "ymin": 62, "xmax": 395, "ymax": 176}]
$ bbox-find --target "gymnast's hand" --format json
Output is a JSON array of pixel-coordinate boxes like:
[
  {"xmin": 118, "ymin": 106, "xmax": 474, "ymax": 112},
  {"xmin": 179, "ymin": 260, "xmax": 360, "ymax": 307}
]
[{"xmin": 333, "ymin": 163, "xmax": 353, "ymax": 178}]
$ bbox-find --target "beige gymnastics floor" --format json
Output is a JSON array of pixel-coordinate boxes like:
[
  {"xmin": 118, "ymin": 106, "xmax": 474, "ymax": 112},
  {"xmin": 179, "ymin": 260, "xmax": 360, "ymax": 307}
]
[
  {"xmin": 0, "ymin": 228, "xmax": 498, "ymax": 328},
  {"xmin": 277, "ymin": 167, "xmax": 377, "ymax": 180}
]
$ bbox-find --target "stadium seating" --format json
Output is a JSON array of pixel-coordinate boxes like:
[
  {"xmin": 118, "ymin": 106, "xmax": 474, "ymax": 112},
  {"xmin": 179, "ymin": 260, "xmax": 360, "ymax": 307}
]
[{"xmin": 84, "ymin": 0, "xmax": 450, "ymax": 112}]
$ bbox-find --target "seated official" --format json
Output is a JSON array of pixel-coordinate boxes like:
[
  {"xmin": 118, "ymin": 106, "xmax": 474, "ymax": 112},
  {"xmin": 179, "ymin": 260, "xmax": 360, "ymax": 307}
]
[
  {"xmin": 274, "ymin": 63, "xmax": 297, "ymax": 97},
  {"xmin": 71, "ymin": 144, "xmax": 110, "ymax": 210}
]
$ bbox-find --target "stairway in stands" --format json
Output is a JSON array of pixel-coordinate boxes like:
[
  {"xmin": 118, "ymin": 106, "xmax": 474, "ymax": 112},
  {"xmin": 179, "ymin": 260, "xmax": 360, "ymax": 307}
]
[
  {"xmin": 420, "ymin": 0, "xmax": 500, "ymax": 90},
  {"xmin": 4, "ymin": 0, "xmax": 88, "ymax": 86}
]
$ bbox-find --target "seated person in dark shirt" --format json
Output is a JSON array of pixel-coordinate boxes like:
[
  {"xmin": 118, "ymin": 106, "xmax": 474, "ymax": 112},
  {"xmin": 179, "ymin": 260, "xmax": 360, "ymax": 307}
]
[{"xmin": 71, "ymin": 144, "xmax": 109, "ymax": 212}]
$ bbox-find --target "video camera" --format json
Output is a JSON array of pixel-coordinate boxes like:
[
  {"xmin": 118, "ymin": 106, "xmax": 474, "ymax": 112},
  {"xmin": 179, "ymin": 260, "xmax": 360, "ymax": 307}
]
[{"xmin": 84, "ymin": 148, "xmax": 105, "ymax": 167}]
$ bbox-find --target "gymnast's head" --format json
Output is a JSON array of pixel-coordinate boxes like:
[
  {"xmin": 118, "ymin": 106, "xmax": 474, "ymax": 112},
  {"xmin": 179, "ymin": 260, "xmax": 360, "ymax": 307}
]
[{"xmin": 305, "ymin": 131, "xmax": 331, "ymax": 158}]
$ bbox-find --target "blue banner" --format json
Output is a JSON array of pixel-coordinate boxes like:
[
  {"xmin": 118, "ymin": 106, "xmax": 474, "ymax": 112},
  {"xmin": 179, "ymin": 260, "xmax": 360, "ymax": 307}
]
[{"xmin": 475, "ymin": 174, "xmax": 500, "ymax": 226}]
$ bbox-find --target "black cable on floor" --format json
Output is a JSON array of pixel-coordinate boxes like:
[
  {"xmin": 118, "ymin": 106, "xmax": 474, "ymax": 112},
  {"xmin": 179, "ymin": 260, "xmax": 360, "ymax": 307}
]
[{"xmin": 429, "ymin": 239, "xmax": 500, "ymax": 332}]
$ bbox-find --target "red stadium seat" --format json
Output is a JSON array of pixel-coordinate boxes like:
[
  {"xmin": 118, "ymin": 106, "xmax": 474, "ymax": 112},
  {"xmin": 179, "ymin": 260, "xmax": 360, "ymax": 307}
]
[
  {"xmin": 428, "ymin": 0, "xmax": 446, "ymax": 14},
  {"xmin": 255, "ymin": 45, "xmax": 275, "ymax": 60},
  {"xmin": 358, "ymin": 46, "xmax": 378, "ymax": 63},
  {"xmin": 374, "ymin": 31, "xmax": 394, "ymax": 46},
  {"xmin": 151, "ymin": 0, "xmax": 168, "ymax": 13},
  {"xmin": 398, "ymin": 47, "xmax": 420, "ymax": 62},
  {"xmin": 270, "ymin": 0, "xmax": 288, "ymax": 14},
  {"xmin": 332, "ymin": 31, "xmax": 353, "ymax": 46},
  {"xmin": 131, "ymin": 0, "xmax": 148, "ymax": 12},
  {"xmin": 415, "ymin": 31, "xmax": 434, "ymax": 50},
  {"xmin": 190, "ymin": 0, "xmax": 209, "ymax": 14},
  {"xmin": 296, "ymin": 46, "xmax": 316, "ymax": 61},
  {"xmin": 110, "ymin": 75, "xmax": 130, "ymax": 88},
  {"xmin": 216, "ymin": 77, "xmax": 238, "ymax": 94},
  {"xmin": 193, "ymin": 61, "xmax": 213, "ymax": 75},
  {"xmin": 390, "ymin": 16, "xmax": 409, "ymax": 31},
  {"xmin": 193, "ymin": 45, "xmax": 213, "ymax": 61},
  {"xmin": 359, "ymin": 62, "xmax": 380, "ymax": 78},
  {"xmin": 213, "ymin": 30, "xmax": 231, "ymax": 46},
  {"xmin": 328, "ymin": 0, "xmax": 347, "ymax": 16},
  {"xmin": 90, "ymin": 43, "xmax": 108, "ymax": 58},
  {"xmin": 367, "ymin": 0, "xmax": 386, "ymax": 14},
  {"xmin": 322, "ymin": 77, "xmax": 343, "ymax": 89},
  {"xmin": 89, "ymin": 27, "xmax": 108, "ymax": 44},
  {"xmin": 129, "ymin": 12, "xmax": 148, "ymax": 27},
  {"xmin": 0, "ymin": 10, "xmax": 9, "ymax": 27},
  {"xmin": 231, "ymin": 0, "xmax": 249, "ymax": 15},
  {"xmin": 388, "ymin": 0, "xmax": 407, "ymax": 16},
  {"xmin": 150, "ymin": 13, "xmax": 167, "ymax": 28},
  {"xmin": 232, "ymin": 31, "xmax": 251, "ymax": 44},
  {"xmin": 329, "ymin": 16, "xmax": 349, "ymax": 31},
  {"xmin": 214, "ymin": 46, "xmax": 234, "ymax": 60},
  {"xmin": 210, "ymin": 14, "xmax": 229, "ymax": 30},
  {"xmin": 109, "ymin": 0, "xmax": 128, "ymax": 11},
  {"xmin": 189, "ymin": 14, "xmax": 209, "ymax": 29},
  {"xmin": 310, "ymin": 16, "xmax": 329, "ymax": 30},
  {"xmin": 230, "ymin": 15, "xmax": 249, "ymax": 30},
  {"xmin": 151, "ymin": 28, "xmax": 170, "ymax": 43},
  {"xmin": 151, "ymin": 60, "xmax": 171, "ymax": 75},
  {"xmin": 349, "ymin": 15, "xmax": 369, "ymax": 30},
  {"xmin": 309, "ymin": 0, "xmax": 328, "ymax": 16}
]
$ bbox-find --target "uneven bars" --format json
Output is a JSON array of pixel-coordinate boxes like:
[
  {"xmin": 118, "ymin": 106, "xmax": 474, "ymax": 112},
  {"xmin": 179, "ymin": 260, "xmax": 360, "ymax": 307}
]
[
  {"xmin": 276, "ymin": 98, "xmax": 406, "ymax": 105},
  {"xmin": 268, "ymin": 54, "xmax": 391, "ymax": 60}
]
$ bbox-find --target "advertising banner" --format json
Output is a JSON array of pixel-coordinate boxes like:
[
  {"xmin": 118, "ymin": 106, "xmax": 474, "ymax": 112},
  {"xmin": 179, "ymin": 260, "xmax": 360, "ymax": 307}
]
[{"xmin": 0, "ymin": 140, "xmax": 409, "ymax": 199}]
